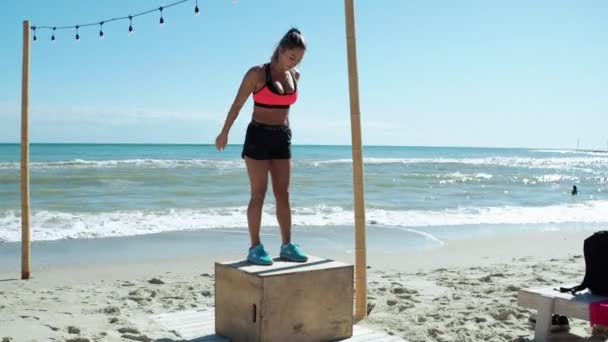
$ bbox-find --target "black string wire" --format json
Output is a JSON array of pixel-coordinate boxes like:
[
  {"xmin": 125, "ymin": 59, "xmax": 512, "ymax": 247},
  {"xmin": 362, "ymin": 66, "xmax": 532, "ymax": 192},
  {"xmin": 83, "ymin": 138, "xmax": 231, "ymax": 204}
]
[{"xmin": 31, "ymin": 0, "xmax": 191, "ymax": 33}]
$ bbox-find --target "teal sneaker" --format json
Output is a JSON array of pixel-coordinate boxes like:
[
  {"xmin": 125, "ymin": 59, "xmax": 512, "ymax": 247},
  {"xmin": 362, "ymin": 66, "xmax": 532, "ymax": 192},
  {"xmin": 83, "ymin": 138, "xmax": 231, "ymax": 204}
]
[
  {"xmin": 247, "ymin": 244, "xmax": 273, "ymax": 265},
  {"xmin": 280, "ymin": 242, "xmax": 308, "ymax": 262}
]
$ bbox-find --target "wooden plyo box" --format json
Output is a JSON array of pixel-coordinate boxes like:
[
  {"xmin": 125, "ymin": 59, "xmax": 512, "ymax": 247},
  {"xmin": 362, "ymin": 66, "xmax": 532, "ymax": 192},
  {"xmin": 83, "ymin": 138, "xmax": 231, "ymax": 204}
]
[{"xmin": 215, "ymin": 256, "xmax": 354, "ymax": 342}]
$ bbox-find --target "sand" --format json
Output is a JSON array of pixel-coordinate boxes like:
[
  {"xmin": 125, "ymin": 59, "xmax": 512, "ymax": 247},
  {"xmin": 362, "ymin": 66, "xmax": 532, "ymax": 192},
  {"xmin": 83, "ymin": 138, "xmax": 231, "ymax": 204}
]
[{"xmin": 1, "ymin": 229, "xmax": 607, "ymax": 342}]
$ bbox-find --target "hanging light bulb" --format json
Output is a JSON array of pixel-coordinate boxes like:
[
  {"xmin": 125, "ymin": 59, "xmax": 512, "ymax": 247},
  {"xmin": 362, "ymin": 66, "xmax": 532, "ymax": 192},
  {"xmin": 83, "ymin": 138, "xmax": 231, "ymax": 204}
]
[
  {"xmin": 32, "ymin": 27, "xmax": 37, "ymax": 42},
  {"xmin": 194, "ymin": 0, "xmax": 200, "ymax": 16},
  {"xmin": 159, "ymin": 7, "xmax": 165, "ymax": 26},
  {"xmin": 75, "ymin": 25, "xmax": 80, "ymax": 41},
  {"xmin": 128, "ymin": 15, "xmax": 134, "ymax": 36},
  {"xmin": 51, "ymin": 27, "xmax": 56, "ymax": 42},
  {"xmin": 99, "ymin": 21, "xmax": 104, "ymax": 39}
]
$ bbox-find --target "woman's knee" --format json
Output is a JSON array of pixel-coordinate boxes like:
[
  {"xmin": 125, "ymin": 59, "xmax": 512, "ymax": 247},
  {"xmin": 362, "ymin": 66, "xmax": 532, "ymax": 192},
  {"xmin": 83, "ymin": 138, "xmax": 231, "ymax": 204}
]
[
  {"xmin": 249, "ymin": 190, "xmax": 267, "ymax": 205},
  {"xmin": 273, "ymin": 188, "xmax": 290, "ymax": 202}
]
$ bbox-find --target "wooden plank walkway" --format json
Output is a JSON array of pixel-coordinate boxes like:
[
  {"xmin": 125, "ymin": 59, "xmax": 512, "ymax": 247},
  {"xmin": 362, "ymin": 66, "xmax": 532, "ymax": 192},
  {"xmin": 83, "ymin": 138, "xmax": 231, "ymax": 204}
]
[{"xmin": 150, "ymin": 309, "xmax": 406, "ymax": 341}]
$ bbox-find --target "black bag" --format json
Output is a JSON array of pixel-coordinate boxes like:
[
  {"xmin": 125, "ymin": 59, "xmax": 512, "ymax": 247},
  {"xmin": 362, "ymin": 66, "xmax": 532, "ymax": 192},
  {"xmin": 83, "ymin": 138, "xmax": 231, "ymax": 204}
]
[{"xmin": 560, "ymin": 231, "xmax": 608, "ymax": 296}]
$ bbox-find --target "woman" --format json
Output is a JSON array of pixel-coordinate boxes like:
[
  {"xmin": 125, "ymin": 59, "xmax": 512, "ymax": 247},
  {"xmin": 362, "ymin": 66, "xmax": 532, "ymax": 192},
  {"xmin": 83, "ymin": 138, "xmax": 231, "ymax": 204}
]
[{"xmin": 215, "ymin": 28, "xmax": 307, "ymax": 266}]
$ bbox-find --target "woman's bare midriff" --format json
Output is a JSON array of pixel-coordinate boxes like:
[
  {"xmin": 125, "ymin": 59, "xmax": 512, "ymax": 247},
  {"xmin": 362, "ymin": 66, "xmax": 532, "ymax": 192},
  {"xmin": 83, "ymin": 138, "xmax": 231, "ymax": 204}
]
[{"xmin": 252, "ymin": 107, "xmax": 290, "ymax": 126}]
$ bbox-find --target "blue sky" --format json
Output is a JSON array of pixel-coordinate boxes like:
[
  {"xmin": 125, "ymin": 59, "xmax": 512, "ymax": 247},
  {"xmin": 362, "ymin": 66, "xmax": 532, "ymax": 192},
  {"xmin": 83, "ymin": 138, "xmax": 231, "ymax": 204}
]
[{"xmin": 1, "ymin": 0, "xmax": 607, "ymax": 149}]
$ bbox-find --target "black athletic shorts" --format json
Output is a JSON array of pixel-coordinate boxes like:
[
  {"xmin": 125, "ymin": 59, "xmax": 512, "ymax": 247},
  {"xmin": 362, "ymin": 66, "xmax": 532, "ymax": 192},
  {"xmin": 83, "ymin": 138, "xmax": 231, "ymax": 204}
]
[{"xmin": 241, "ymin": 120, "xmax": 292, "ymax": 160}]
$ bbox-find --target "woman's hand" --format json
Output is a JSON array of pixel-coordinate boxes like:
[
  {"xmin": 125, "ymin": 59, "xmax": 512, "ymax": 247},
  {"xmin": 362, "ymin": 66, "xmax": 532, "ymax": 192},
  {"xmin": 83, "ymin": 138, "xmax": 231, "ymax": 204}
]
[{"xmin": 215, "ymin": 132, "xmax": 228, "ymax": 151}]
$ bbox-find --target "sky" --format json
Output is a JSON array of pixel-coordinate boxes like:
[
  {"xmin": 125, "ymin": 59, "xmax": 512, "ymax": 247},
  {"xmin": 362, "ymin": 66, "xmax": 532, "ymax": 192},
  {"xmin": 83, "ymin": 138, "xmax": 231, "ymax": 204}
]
[{"xmin": 0, "ymin": 0, "xmax": 607, "ymax": 149}]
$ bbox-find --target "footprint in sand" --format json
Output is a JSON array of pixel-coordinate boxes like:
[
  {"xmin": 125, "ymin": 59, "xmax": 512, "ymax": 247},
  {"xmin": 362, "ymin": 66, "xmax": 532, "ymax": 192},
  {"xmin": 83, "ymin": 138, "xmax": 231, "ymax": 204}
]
[
  {"xmin": 68, "ymin": 326, "xmax": 81, "ymax": 334},
  {"xmin": 432, "ymin": 296, "xmax": 451, "ymax": 306},
  {"xmin": 391, "ymin": 287, "xmax": 417, "ymax": 295},
  {"xmin": 127, "ymin": 295, "xmax": 146, "ymax": 303},
  {"xmin": 473, "ymin": 316, "xmax": 487, "ymax": 323},
  {"xmin": 118, "ymin": 328, "xmax": 154, "ymax": 341},
  {"xmin": 505, "ymin": 284, "xmax": 519, "ymax": 292},
  {"xmin": 118, "ymin": 327, "xmax": 140, "ymax": 334},
  {"xmin": 121, "ymin": 334, "xmax": 152, "ymax": 342},
  {"xmin": 148, "ymin": 278, "xmax": 165, "ymax": 285},
  {"xmin": 103, "ymin": 306, "xmax": 121, "ymax": 314},
  {"xmin": 43, "ymin": 324, "xmax": 59, "ymax": 331},
  {"xmin": 426, "ymin": 312, "xmax": 441, "ymax": 320},
  {"xmin": 534, "ymin": 276, "xmax": 550, "ymax": 284},
  {"xmin": 398, "ymin": 303, "xmax": 415, "ymax": 312}
]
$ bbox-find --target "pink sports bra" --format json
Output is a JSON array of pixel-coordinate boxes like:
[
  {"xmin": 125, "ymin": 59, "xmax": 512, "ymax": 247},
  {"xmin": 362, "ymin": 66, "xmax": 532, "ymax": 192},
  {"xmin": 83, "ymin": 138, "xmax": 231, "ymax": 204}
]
[{"xmin": 252, "ymin": 63, "xmax": 298, "ymax": 109}]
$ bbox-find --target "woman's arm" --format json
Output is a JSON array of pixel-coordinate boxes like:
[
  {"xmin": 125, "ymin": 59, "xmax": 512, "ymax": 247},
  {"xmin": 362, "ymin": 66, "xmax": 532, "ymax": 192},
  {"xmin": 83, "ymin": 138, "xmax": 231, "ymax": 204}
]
[
  {"xmin": 216, "ymin": 67, "xmax": 260, "ymax": 150},
  {"xmin": 221, "ymin": 67, "xmax": 259, "ymax": 135}
]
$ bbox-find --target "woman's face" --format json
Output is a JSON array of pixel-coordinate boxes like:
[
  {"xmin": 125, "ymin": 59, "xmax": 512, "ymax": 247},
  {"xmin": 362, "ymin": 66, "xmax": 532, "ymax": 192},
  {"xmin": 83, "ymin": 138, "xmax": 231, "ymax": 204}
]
[{"xmin": 278, "ymin": 47, "xmax": 305, "ymax": 70}]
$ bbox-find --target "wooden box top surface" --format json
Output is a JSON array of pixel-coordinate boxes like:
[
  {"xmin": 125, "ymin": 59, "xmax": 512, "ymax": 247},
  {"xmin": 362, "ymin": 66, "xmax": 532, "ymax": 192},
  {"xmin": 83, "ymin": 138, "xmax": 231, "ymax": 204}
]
[{"xmin": 215, "ymin": 256, "xmax": 353, "ymax": 277}]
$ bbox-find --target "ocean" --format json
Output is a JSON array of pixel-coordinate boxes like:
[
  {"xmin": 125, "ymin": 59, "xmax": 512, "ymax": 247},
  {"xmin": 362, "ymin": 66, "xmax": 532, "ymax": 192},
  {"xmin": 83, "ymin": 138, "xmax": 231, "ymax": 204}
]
[{"xmin": 1, "ymin": 143, "xmax": 607, "ymax": 244}]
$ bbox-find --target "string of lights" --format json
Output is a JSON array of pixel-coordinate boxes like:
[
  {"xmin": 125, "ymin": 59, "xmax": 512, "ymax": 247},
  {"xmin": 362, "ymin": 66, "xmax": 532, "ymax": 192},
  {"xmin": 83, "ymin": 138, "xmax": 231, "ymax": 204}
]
[{"xmin": 30, "ymin": 0, "xmax": 200, "ymax": 42}]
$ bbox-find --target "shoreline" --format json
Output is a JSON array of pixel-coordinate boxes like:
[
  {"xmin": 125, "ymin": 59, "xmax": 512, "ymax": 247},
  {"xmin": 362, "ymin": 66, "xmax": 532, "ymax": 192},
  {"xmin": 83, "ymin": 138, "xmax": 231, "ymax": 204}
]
[
  {"xmin": 0, "ymin": 224, "xmax": 596, "ymax": 274},
  {"xmin": 0, "ymin": 227, "xmax": 592, "ymax": 287}
]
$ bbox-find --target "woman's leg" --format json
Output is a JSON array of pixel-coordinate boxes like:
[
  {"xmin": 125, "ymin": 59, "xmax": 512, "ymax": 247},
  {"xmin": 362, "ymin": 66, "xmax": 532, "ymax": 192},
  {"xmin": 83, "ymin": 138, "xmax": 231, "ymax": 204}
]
[
  {"xmin": 245, "ymin": 157, "xmax": 271, "ymax": 247},
  {"xmin": 269, "ymin": 159, "xmax": 292, "ymax": 245}
]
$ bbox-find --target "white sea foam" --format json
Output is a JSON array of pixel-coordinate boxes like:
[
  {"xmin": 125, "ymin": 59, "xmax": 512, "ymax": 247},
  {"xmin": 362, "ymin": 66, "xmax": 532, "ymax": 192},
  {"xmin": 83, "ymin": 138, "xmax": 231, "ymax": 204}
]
[
  {"xmin": 1, "ymin": 155, "xmax": 607, "ymax": 171},
  {"xmin": 534, "ymin": 149, "xmax": 608, "ymax": 156},
  {"xmin": 305, "ymin": 156, "xmax": 608, "ymax": 170},
  {"xmin": 439, "ymin": 172, "xmax": 494, "ymax": 184},
  {"xmin": 2, "ymin": 200, "xmax": 608, "ymax": 242},
  {"xmin": 0, "ymin": 159, "xmax": 245, "ymax": 170}
]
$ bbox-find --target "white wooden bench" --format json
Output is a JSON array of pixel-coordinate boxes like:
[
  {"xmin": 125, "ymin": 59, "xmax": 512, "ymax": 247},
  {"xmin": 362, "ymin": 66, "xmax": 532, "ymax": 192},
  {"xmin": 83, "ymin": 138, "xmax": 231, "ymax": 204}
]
[{"xmin": 518, "ymin": 285, "xmax": 608, "ymax": 341}]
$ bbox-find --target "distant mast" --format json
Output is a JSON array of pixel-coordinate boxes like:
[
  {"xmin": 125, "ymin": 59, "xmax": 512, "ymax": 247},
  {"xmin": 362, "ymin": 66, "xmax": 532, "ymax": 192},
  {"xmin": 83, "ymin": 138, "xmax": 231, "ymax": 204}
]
[{"xmin": 576, "ymin": 138, "xmax": 580, "ymax": 152}]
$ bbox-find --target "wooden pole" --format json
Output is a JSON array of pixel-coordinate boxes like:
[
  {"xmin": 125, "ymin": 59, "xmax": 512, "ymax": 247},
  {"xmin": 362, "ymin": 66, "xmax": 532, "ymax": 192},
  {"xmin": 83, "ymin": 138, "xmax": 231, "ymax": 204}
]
[
  {"xmin": 21, "ymin": 20, "xmax": 31, "ymax": 280},
  {"xmin": 344, "ymin": 0, "xmax": 367, "ymax": 321}
]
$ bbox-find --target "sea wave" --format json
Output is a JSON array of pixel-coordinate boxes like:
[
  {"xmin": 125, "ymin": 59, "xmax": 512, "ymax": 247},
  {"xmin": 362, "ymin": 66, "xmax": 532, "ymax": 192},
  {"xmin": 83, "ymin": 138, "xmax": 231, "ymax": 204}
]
[{"xmin": 2, "ymin": 200, "xmax": 608, "ymax": 242}]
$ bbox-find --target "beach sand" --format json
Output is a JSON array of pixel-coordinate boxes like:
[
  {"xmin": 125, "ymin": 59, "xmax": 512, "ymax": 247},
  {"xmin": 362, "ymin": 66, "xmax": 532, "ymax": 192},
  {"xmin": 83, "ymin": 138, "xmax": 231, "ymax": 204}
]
[{"xmin": 1, "ymin": 228, "xmax": 607, "ymax": 341}]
